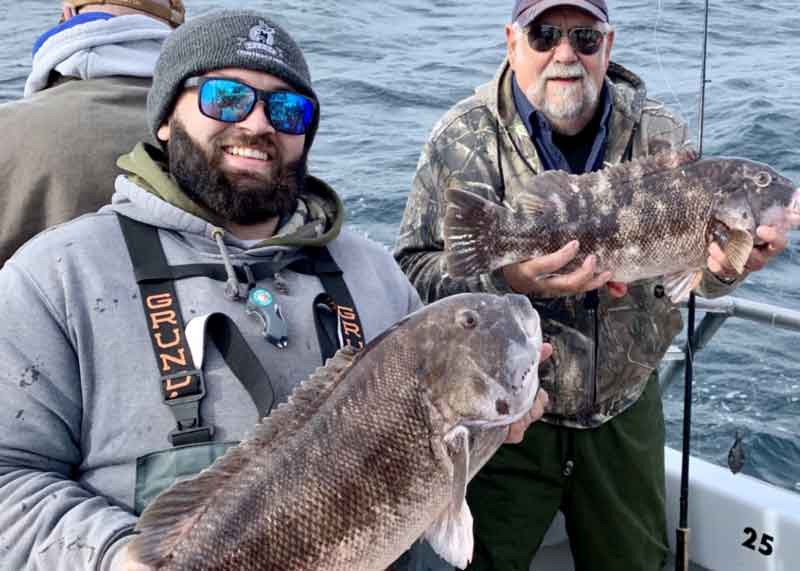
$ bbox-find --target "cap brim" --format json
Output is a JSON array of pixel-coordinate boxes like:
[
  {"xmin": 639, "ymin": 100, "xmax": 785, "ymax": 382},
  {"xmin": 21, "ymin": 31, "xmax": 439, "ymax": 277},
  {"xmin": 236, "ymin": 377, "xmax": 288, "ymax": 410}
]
[{"xmin": 517, "ymin": 0, "xmax": 608, "ymax": 26}]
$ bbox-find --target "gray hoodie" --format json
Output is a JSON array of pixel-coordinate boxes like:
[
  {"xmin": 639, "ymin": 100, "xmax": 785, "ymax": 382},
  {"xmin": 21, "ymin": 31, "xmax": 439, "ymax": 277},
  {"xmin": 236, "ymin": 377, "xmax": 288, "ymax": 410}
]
[{"xmin": 0, "ymin": 145, "xmax": 422, "ymax": 570}]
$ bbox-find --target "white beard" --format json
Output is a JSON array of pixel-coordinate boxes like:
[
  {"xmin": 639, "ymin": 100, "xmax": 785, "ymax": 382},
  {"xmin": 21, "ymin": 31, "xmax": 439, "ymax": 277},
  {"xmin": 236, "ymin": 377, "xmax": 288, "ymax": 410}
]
[{"xmin": 526, "ymin": 62, "xmax": 601, "ymax": 134}]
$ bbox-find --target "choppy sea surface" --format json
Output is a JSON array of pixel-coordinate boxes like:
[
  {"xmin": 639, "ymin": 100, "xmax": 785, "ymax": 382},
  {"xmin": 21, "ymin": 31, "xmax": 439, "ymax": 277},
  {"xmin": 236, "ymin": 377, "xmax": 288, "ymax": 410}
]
[{"xmin": 1, "ymin": 1, "xmax": 797, "ymax": 493}]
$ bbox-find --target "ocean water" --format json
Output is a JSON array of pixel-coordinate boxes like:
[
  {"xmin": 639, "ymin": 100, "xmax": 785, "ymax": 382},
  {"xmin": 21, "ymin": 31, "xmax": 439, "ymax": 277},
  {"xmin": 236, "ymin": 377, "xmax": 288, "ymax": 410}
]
[{"xmin": 1, "ymin": 1, "xmax": 797, "ymax": 493}]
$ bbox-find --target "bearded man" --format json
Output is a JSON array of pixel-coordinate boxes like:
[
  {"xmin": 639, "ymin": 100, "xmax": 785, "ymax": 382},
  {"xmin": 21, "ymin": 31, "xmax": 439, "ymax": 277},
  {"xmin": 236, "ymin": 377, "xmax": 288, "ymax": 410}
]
[
  {"xmin": 393, "ymin": 0, "xmax": 787, "ymax": 570},
  {"xmin": 0, "ymin": 10, "xmax": 426, "ymax": 570}
]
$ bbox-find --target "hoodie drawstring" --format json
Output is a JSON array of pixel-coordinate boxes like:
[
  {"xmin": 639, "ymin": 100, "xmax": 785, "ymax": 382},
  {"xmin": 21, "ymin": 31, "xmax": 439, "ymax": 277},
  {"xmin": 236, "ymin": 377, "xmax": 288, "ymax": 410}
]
[{"xmin": 212, "ymin": 227, "xmax": 249, "ymax": 301}]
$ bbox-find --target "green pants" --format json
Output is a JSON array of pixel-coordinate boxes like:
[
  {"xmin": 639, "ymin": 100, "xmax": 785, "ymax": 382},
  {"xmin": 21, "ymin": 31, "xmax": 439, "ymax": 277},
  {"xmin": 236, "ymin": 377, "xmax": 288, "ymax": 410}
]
[{"xmin": 467, "ymin": 373, "xmax": 668, "ymax": 571}]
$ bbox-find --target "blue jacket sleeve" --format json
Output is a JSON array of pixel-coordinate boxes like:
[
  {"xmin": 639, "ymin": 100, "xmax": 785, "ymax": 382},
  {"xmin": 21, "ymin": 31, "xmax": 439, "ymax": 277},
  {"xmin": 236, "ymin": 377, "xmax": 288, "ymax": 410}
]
[{"xmin": 0, "ymin": 262, "xmax": 137, "ymax": 571}]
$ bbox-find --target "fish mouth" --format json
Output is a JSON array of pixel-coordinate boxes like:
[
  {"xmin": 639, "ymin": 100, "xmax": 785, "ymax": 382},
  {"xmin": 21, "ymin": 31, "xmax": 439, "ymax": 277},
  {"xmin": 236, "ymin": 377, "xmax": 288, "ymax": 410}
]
[
  {"xmin": 507, "ymin": 294, "xmax": 541, "ymax": 340},
  {"xmin": 461, "ymin": 360, "xmax": 540, "ymax": 429},
  {"xmin": 788, "ymin": 189, "xmax": 800, "ymax": 226},
  {"xmin": 500, "ymin": 364, "xmax": 541, "ymax": 425}
]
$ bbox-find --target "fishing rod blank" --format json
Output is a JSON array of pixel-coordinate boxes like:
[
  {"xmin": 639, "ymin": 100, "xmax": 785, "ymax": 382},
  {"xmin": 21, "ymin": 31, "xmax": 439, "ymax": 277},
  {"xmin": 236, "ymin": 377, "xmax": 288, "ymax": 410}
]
[{"xmin": 676, "ymin": 0, "xmax": 711, "ymax": 569}]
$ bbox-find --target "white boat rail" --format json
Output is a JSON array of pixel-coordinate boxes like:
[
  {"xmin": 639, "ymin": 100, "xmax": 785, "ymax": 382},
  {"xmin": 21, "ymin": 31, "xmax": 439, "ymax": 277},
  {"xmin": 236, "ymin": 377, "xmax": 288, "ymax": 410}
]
[{"xmin": 659, "ymin": 295, "xmax": 800, "ymax": 393}]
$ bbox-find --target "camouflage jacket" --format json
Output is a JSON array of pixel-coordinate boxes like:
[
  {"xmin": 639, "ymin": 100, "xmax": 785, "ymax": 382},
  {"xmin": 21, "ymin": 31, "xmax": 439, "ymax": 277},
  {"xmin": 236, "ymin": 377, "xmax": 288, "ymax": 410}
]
[{"xmin": 394, "ymin": 60, "xmax": 739, "ymax": 428}]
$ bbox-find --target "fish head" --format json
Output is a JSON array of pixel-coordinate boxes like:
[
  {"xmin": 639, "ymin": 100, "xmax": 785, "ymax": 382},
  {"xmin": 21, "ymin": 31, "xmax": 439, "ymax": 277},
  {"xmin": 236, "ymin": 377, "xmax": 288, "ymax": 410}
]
[
  {"xmin": 717, "ymin": 160, "xmax": 800, "ymax": 237},
  {"xmin": 411, "ymin": 293, "xmax": 542, "ymax": 435},
  {"xmin": 706, "ymin": 159, "xmax": 799, "ymax": 273}
]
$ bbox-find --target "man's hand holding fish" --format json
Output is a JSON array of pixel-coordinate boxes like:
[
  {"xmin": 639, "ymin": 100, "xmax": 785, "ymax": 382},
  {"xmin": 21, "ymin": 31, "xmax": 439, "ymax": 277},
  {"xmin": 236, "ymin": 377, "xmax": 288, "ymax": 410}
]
[
  {"xmin": 708, "ymin": 224, "xmax": 790, "ymax": 279},
  {"xmin": 500, "ymin": 239, "xmax": 629, "ymax": 298}
]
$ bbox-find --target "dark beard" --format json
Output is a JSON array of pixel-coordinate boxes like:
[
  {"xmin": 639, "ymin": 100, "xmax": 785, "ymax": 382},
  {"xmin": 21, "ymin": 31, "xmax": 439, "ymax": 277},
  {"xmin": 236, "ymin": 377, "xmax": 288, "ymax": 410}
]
[{"xmin": 167, "ymin": 121, "xmax": 306, "ymax": 225}]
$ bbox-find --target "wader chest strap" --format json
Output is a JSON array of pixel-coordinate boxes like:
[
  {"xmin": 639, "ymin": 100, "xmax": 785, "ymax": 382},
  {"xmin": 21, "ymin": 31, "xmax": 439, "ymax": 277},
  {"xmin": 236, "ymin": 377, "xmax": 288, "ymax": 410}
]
[
  {"xmin": 117, "ymin": 215, "xmax": 365, "ymax": 443},
  {"xmin": 187, "ymin": 312, "xmax": 276, "ymax": 418},
  {"xmin": 296, "ymin": 248, "xmax": 365, "ymax": 362},
  {"xmin": 118, "ymin": 214, "xmax": 212, "ymax": 446}
]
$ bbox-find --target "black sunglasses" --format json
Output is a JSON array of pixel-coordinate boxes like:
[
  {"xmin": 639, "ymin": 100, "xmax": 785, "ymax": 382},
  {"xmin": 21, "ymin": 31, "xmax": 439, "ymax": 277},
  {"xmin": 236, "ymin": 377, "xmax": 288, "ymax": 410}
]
[
  {"xmin": 183, "ymin": 77, "xmax": 316, "ymax": 135},
  {"xmin": 527, "ymin": 24, "xmax": 607, "ymax": 56}
]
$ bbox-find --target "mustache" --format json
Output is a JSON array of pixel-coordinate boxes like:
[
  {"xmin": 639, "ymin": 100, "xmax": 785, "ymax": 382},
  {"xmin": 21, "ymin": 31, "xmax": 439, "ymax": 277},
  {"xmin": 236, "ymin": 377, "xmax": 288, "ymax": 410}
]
[{"xmin": 541, "ymin": 62, "xmax": 586, "ymax": 81}]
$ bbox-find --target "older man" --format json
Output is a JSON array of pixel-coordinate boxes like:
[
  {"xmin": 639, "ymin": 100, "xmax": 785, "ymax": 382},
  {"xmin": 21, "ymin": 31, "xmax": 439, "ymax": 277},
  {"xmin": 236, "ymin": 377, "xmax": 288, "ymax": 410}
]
[
  {"xmin": 0, "ymin": 0, "xmax": 184, "ymax": 266},
  {"xmin": 394, "ymin": 0, "xmax": 788, "ymax": 569}
]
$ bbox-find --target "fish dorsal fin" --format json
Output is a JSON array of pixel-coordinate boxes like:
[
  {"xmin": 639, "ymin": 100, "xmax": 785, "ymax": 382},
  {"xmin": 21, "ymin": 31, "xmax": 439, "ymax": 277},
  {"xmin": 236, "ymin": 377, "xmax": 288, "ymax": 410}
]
[
  {"xmin": 130, "ymin": 346, "xmax": 360, "ymax": 567},
  {"xmin": 424, "ymin": 426, "xmax": 474, "ymax": 570},
  {"xmin": 535, "ymin": 146, "xmax": 699, "ymax": 193},
  {"xmin": 662, "ymin": 270, "xmax": 704, "ymax": 303},
  {"xmin": 514, "ymin": 193, "xmax": 550, "ymax": 216},
  {"xmin": 247, "ymin": 345, "xmax": 359, "ymax": 447},
  {"xmin": 599, "ymin": 146, "xmax": 699, "ymax": 182}
]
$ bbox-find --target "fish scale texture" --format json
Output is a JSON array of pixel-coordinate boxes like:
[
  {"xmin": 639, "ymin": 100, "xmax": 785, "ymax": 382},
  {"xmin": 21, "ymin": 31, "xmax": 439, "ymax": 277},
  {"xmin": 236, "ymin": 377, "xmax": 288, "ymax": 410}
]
[
  {"xmin": 154, "ymin": 336, "xmax": 453, "ymax": 571},
  {"xmin": 489, "ymin": 150, "xmax": 714, "ymax": 281}
]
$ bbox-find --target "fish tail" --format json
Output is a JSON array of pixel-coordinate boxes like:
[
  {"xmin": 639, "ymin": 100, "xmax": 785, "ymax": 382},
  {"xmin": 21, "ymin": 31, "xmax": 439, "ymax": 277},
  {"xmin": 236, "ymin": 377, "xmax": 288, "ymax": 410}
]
[{"xmin": 444, "ymin": 188, "xmax": 506, "ymax": 277}]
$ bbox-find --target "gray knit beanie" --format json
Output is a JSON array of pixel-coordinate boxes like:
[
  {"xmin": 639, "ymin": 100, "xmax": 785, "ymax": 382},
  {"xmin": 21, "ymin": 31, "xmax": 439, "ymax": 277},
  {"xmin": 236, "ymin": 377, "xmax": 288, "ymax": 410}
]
[{"xmin": 147, "ymin": 9, "xmax": 318, "ymax": 146}]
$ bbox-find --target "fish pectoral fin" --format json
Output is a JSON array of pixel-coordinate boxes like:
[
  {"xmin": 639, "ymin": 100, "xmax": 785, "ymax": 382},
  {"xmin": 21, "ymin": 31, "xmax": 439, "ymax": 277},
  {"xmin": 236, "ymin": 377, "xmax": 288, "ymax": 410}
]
[
  {"xmin": 445, "ymin": 426, "xmax": 470, "ymax": 511},
  {"xmin": 662, "ymin": 270, "xmax": 704, "ymax": 303},
  {"xmin": 423, "ymin": 496, "xmax": 474, "ymax": 570},
  {"xmin": 129, "ymin": 475, "xmax": 214, "ymax": 566},
  {"xmin": 423, "ymin": 426, "xmax": 474, "ymax": 569},
  {"xmin": 719, "ymin": 229, "xmax": 754, "ymax": 274}
]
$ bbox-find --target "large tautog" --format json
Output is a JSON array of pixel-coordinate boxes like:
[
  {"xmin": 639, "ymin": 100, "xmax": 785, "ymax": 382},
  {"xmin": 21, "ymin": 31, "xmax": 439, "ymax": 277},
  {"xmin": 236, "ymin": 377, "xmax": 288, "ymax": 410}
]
[
  {"xmin": 130, "ymin": 292, "xmax": 543, "ymax": 570},
  {"xmin": 444, "ymin": 147, "xmax": 800, "ymax": 302}
]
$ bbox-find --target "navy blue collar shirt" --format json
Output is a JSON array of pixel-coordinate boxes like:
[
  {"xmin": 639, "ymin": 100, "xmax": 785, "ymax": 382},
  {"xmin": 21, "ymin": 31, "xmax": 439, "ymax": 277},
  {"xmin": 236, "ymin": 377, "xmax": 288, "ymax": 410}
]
[{"xmin": 512, "ymin": 72, "xmax": 612, "ymax": 175}]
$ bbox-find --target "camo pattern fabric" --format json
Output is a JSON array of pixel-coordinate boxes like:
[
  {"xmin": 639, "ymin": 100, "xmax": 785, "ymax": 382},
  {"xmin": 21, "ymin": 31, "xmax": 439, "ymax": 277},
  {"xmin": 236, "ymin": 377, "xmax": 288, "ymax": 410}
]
[{"xmin": 394, "ymin": 61, "xmax": 739, "ymax": 428}]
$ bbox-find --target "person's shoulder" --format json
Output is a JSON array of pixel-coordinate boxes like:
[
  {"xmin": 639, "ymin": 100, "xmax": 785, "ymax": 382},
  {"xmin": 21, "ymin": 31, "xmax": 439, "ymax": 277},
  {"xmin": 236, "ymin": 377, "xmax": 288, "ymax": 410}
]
[
  {"xmin": 638, "ymin": 97, "xmax": 685, "ymax": 128},
  {"xmin": 8, "ymin": 210, "xmax": 121, "ymax": 269},
  {"xmin": 0, "ymin": 77, "xmax": 151, "ymax": 128},
  {"xmin": 329, "ymin": 228, "xmax": 394, "ymax": 261},
  {"xmin": 42, "ymin": 76, "xmax": 152, "ymax": 102},
  {"xmin": 607, "ymin": 62, "xmax": 688, "ymax": 143},
  {"xmin": 427, "ymin": 81, "xmax": 497, "ymax": 145},
  {"xmin": 327, "ymin": 228, "xmax": 419, "ymax": 308},
  {"xmin": 328, "ymin": 228, "xmax": 407, "ymax": 280}
]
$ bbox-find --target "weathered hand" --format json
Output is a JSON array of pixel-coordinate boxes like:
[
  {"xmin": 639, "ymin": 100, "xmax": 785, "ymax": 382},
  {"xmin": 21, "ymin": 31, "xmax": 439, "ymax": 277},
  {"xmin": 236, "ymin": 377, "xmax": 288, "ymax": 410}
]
[
  {"xmin": 606, "ymin": 281, "xmax": 628, "ymax": 298},
  {"xmin": 504, "ymin": 342, "xmax": 552, "ymax": 444},
  {"xmin": 708, "ymin": 225, "xmax": 789, "ymax": 278},
  {"xmin": 502, "ymin": 241, "xmax": 626, "ymax": 299}
]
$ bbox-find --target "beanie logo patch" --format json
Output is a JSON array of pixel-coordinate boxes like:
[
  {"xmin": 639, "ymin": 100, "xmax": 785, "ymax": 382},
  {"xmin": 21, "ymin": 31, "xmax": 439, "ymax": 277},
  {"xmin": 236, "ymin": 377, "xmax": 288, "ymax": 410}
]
[{"xmin": 237, "ymin": 21, "xmax": 285, "ymax": 62}]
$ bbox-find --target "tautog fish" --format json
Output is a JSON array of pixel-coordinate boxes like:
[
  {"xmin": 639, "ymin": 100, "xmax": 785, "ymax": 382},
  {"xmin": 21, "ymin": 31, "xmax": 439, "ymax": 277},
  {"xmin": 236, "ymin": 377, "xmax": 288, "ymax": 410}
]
[
  {"xmin": 129, "ymin": 293, "xmax": 543, "ymax": 570},
  {"xmin": 444, "ymin": 148, "xmax": 800, "ymax": 302}
]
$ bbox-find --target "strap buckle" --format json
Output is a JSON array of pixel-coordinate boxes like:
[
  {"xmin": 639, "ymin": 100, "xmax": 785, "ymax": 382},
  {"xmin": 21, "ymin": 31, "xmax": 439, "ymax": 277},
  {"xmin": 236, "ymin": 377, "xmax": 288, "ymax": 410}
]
[
  {"xmin": 161, "ymin": 370, "xmax": 214, "ymax": 445},
  {"xmin": 169, "ymin": 425, "xmax": 214, "ymax": 446},
  {"xmin": 161, "ymin": 369, "xmax": 206, "ymax": 402}
]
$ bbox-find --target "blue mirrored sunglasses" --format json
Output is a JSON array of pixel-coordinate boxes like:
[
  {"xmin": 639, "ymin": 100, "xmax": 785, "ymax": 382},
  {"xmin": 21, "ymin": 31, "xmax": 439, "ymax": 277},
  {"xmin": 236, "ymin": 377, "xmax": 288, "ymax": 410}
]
[{"xmin": 183, "ymin": 77, "xmax": 316, "ymax": 135}]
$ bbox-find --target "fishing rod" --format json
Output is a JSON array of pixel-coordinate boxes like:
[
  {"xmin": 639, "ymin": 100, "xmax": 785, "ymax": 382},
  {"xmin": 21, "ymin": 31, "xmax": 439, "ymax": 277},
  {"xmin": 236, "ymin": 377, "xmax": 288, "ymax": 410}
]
[{"xmin": 676, "ymin": 1, "xmax": 710, "ymax": 569}]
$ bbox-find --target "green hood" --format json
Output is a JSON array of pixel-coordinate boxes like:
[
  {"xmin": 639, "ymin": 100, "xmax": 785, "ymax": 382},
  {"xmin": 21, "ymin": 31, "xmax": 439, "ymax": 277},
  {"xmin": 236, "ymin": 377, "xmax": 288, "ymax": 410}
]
[{"xmin": 117, "ymin": 142, "xmax": 344, "ymax": 248}]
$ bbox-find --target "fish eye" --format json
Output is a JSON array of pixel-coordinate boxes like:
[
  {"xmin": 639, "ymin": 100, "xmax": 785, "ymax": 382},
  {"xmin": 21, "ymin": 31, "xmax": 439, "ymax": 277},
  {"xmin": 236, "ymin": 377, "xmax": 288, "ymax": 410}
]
[
  {"xmin": 457, "ymin": 309, "xmax": 479, "ymax": 329},
  {"xmin": 754, "ymin": 172, "xmax": 772, "ymax": 188}
]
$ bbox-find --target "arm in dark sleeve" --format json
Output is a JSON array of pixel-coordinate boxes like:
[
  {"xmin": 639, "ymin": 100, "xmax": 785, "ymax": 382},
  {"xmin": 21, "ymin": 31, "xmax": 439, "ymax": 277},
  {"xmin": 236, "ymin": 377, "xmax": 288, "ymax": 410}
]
[
  {"xmin": 697, "ymin": 268, "xmax": 742, "ymax": 298},
  {"xmin": 0, "ymin": 263, "xmax": 136, "ymax": 571}
]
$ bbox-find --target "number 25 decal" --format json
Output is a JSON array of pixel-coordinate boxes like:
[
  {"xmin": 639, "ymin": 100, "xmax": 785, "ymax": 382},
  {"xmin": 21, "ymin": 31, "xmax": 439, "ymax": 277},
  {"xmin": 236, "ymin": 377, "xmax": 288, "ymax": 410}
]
[{"xmin": 742, "ymin": 527, "xmax": 774, "ymax": 556}]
